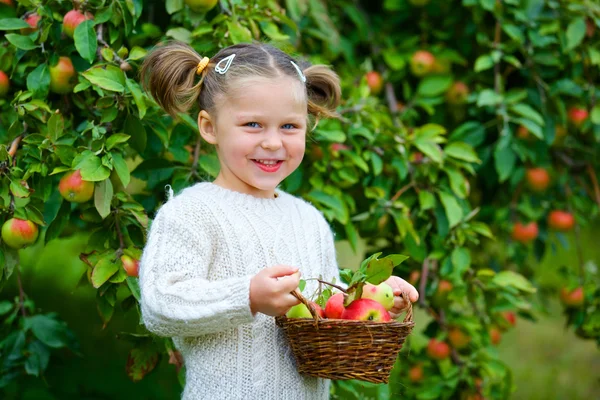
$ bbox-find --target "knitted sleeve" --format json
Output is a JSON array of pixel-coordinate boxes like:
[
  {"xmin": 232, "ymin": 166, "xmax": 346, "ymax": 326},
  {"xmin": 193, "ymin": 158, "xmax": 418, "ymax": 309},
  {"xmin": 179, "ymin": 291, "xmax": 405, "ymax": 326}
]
[{"xmin": 139, "ymin": 201, "xmax": 255, "ymax": 337}]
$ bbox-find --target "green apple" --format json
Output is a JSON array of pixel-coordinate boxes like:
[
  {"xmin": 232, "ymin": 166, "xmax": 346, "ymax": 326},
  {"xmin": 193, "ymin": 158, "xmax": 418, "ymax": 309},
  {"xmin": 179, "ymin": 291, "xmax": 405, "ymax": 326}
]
[{"xmin": 361, "ymin": 282, "xmax": 394, "ymax": 311}]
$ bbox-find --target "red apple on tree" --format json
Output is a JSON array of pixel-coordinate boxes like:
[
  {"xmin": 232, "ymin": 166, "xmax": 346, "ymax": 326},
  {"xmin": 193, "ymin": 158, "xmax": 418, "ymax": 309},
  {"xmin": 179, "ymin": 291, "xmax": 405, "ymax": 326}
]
[
  {"xmin": 0, "ymin": 70, "xmax": 9, "ymax": 97},
  {"xmin": 59, "ymin": 169, "xmax": 95, "ymax": 203},
  {"xmin": 410, "ymin": 50, "xmax": 435, "ymax": 77},
  {"xmin": 502, "ymin": 311, "xmax": 517, "ymax": 327},
  {"xmin": 0, "ymin": 0, "xmax": 13, "ymax": 6},
  {"xmin": 49, "ymin": 56, "xmax": 77, "ymax": 94},
  {"xmin": 408, "ymin": 270, "xmax": 420, "ymax": 285},
  {"xmin": 548, "ymin": 210, "xmax": 575, "ymax": 232},
  {"xmin": 365, "ymin": 71, "xmax": 383, "ymax": 95},
  {"xmin": 437, "ymin": 280, "xmax": 453, "ymax": 295},
  {"xmin": 446, "ymin": 81, "xmax": 469, "ymax": 105},
  {"xmin": 184, "ymin": 0, "xmax": 219, "ymax": 12},
  {"xmin": 560, "ymin": 287, "xmax": 584, "ymax": 308},
  {"xmin": 341, "ymin": 298, "xmax": 391, "ymax": 322},
  {"xmin": 448, "ymin": 327, "xmax": 471, "ymax": 349},
  {"xmin": 21, "ymin": 13, "xmax": 41, "ymax": 35},
  {"xmin": 121, "ymin": 255, "xmax": 140, "ymax": 278},
  {"xmin": 408, "ymin": 364, "xmax": 424, "ymax": 382},
  {"xmin": 361, "ymin": 282, "xmax": 394, "ymax": 310},
  {"xmin": 324, "ymin": 292, "xmax": 345, "ymax": 319},
  {"xmin": 525, "ymin": 167, "xmax": 550, "ymax": 192},
  {"xmin": 567, "ymin": 106, "xmax": 588, "ymax": 127},
  {"xmin": 1, "ymin": 218, "xmax": 39, "ymax": 249},
  {"xmin": 62, "ymin": 9, "xmax": 94, "ymax": 38},
  {"xmin": 427, "ymin": 338, "xmax": 450, "ymax": 360},
  {"xmin": 489, "ymin": 327, "xmax": 501, "ymax": 345},
  {"xmin": 511, "ymin": 222, "xmax": 538, "ymax": 244}
]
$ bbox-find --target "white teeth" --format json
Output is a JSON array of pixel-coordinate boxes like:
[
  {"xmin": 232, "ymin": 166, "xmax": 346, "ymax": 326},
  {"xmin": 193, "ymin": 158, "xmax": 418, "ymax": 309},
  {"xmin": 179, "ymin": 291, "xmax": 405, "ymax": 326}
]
[{"xmin": 255, "ymin": 159, "xmax": 279, "ymax": 165}]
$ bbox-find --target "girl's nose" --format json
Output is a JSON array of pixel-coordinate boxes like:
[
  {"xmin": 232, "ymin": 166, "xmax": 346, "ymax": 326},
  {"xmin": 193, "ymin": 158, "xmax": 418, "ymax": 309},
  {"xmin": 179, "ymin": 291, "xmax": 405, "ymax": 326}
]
[{"xmin": 261, "ymin": 129, "xmax": 283, "ymax": 150}]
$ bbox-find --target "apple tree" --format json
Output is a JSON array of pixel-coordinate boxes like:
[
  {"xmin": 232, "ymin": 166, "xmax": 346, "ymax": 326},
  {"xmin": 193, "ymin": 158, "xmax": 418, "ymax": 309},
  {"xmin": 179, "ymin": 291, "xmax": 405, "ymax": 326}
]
[{"xmin": 0, "ymin": 0, "xmax": 599, "ymax": 399}]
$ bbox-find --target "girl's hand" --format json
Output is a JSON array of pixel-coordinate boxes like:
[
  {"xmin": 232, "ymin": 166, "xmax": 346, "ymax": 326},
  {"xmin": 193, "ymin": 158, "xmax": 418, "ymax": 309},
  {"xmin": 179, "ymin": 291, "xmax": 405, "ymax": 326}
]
[
  {"xmin": 249, "ymin": 265, "xmax": 302, "ymax": 317},
  {"xmin": 384, "ymin": 276, "xmax": 419, "ymax": 319}
]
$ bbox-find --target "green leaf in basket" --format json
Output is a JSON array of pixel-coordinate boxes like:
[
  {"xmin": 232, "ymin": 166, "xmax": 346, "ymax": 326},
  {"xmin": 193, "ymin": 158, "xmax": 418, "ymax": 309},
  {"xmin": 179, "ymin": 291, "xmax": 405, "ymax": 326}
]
[{"xmin": 298, "ymin": 279, "xmax": 306, "ymax": 293}]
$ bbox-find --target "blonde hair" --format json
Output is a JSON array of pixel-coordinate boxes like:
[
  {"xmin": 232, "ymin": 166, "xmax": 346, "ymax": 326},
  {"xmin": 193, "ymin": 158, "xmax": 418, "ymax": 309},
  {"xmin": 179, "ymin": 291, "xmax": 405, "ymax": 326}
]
[{"xmin": 140, "ymin": 41, "xmax": 341, "ymax": 124}]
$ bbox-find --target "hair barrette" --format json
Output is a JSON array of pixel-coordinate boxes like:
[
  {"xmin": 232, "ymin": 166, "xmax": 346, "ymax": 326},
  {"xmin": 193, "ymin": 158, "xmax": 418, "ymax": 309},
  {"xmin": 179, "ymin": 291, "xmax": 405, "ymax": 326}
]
[
  {"xmin": 196, "ymin": 57, "xmax": 210, "ymax": 75},
  {"xmin": 215, "ymin": 54, "xmax": 236, "ymax": 75},
  {"xmin": 290, "ymin": 61, "xmax": 306, "ymax": 83}
]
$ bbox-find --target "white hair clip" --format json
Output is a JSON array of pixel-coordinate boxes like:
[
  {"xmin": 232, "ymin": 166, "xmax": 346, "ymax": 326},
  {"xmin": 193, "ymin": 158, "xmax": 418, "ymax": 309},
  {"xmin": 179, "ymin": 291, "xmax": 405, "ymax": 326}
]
[
  {"xmin": 290, "ymin": 61, "xmax": 306, "ymax": 83},
  {"xmin": 215, "ymin": 54, "xmax": 236, "ymax": 74}
]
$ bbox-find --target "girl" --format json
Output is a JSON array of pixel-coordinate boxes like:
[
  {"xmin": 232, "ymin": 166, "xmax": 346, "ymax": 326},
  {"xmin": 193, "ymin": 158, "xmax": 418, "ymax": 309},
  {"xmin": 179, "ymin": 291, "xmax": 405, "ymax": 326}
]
[{"xmin": 138, "ymin": 41, "xmax": 419, "ymax": 400}]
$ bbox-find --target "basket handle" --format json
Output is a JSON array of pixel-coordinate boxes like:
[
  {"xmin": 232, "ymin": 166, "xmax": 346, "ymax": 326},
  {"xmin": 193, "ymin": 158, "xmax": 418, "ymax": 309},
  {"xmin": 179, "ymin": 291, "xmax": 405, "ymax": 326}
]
[{"xmin": 290, "ymin": 289, "xmax": 414, "ymax": 323}]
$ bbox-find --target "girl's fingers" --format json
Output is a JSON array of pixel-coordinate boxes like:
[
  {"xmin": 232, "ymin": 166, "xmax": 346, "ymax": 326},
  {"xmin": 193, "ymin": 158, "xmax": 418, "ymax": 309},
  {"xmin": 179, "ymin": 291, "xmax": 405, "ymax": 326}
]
[{"xmin": 393, "ymin": 284, "xmax": 420, "ymax": 303}]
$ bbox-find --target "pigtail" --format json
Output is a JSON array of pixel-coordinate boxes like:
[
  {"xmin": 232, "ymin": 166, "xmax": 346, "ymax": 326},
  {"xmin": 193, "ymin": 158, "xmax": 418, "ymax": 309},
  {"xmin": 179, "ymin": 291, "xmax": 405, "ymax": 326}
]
[
  {"xmin": 303, "ymin": 65, "xmax": 342, "ymax": 122},
  {"xmin": 140, "ymin": 41, "xmax": 207, "ymax": 117}
]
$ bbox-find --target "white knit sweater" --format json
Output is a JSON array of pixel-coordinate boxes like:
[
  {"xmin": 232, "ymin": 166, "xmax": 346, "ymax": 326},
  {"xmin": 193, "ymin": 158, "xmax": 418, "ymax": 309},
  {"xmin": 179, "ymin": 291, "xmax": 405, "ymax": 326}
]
[{"xmin": 139, "ymin": 182, "xmax": 341, "ymax": 400}]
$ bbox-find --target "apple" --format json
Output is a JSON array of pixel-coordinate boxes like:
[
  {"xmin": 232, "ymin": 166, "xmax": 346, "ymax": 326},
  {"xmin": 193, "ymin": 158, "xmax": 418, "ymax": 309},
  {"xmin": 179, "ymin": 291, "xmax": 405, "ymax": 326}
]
[
  {"xmin": 0, "ymin": 0, "xmax": 13, "ymax": 6},
  {"xmin": 567, "ymin": 107, "xmax": 588, "ymax": 127},
  {"xmin": 447, "ymin": 327, "xmax": 470, "ymax": 349},
  {"xmin": 525, "ymin": 167, "xmax": 550, "ymax": 192},
  {"xmin": 361, "ymin": 282, "xmax": 394, "ymax": 311},
  {"xmin": 437, "ymin": 280, "xmax": 453, "ymax": 295},
  {"xmin": 548, "ymin": 210, "xmax": 575, "ymax": 232},
  {"xmin": 516, "ymin": 125, "xmax": 533, "ymax": 141},
  {"xmin": 286, "ymin": 301, "xmax": 324, "ymax": 318},
  {"xmin": 426, "ymin": 338, "xmax": 450, "ymax": 360},
  {"xmin": 49, "ymin": 56, "xmax": 77, "ymax": 94},
  {"xmin": 446, "ymin": 81, "xmax": 469, "ymax": 105},
  {"xmin": 1, "ymin": 218, "xmax": 39, "ymax": 249},
  {"xmin": 408, "ymin": 270, "xmax": 420, "ymax": 285},
  {"xmin": 324, "ymin": 292, "xmax": 345, "ymax": 319},
  {"xmin": 184, "ymin": 0, "xmax": 218, "ymax": 12},
  {"xmin": 330, "ymin": 142, "xmax": 350, "ymax": 157},
  {"xmin": 410, "ymin": 50, "xmax": 435, "ymax": 77},
  {"xmin": 489, "ymin": 327, "xmax": 501, "ymax": 345},
  {"xmin": 21, "ymin": 13, "xmax": 41, "ymax": 35},
  {"xmin": 341, "ymin": 298, "xmax": 391, "ymax": 322},
  {"xmin": 560, "ymin": 286, "xmax": 584, "ymax": 308},
  {"xmin": 365, "ymin": 71, "xmax": 383, "ymax": 95},
  {"xmin": 511, "ymin": 222, "xmax": 538, "ymax": 244},
  {"xmin": 59, "ymin": 169, "xmax": 95, "ymax": 203},
  {"xmin": 408, "ymin": 364, "xmax": 423, "ymax": 383},
  {"xmin": 502, "ymin": 311, "xmax": 517, "ymax": 327},
  {"xmin": 62, "ymin": 9, "xmax": 94, "ymax": 38},
  {"xmin": 0, "ymin": 70, "xmax": 9, "ymax": 97},
  {"xmin": 121, "ymin": 255, "xmax": 140, "ymax": 278},
  {"xmin": 586, "ymin": 19, "xmax": 596, "ymax": 38}
]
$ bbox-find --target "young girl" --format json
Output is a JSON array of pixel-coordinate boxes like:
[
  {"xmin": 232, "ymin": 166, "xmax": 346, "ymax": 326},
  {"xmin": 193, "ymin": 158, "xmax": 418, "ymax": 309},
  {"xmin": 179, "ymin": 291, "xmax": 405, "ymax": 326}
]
[{"xmin": 138, "ymin": 41, "xmax": 419, "ymax": 400}]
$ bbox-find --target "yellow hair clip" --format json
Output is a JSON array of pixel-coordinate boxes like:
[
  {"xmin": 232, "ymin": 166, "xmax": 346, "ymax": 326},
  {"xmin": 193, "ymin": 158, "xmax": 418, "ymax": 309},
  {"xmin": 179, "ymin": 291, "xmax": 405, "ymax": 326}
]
[{"xmin": 196, "ymin": 57, "xmax": 210, "ymax": 75}]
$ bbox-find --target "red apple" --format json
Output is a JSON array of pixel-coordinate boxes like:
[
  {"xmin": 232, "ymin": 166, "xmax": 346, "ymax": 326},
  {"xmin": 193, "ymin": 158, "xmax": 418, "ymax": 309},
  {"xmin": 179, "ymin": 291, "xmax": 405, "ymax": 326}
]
[
  {"xmin": 330, "ymin": 143, "xmax": 350, "ymax": 157},
  {"xmin": 0, "ymin": 0, "xmax": 13, "ymax": 6},
  {"xmin": 21, "ymin": 13, "xmax": 41, "ymax": 35},
  {"xmin": 567, "ymin": 107, "xmax": 588, "ymax": 127},
  {"xmin": 446, "ymin": 81, "xmax": 469, "ymax": 105},
  {"xmin": 548, "ymin": 210, "xmax": 575, "ymax": 232},
  {"xmin": 1, "ymin": 218, "xmax": 39, "ymax": 249},
  {"xmin": 341, "ymin": 298, "xmax": 391, "ymax": 322},
  {"xmin": 426, "ymin": 338, "xmax": 450, "ymax": 360},
  {"xmin": 184, "ymin": 0, "xmax": 218, "ymax": 12},
  {"xmin": 560, "ymin": 287, "xmax": 584, "ymax": 308},
  {"xmin": 489, "ymin": 327, "xmax": 501, "ymax": 345},
  {"xmin": 121, "ymin": 255, "xmax": 140, "ymax": 278},
  {"xmin": 410, "ymin": 50, "xmax": 435, "ymax": 77},
  {"xmin": 448, "ymin": 327, "xmax": 471, "ymax": 349},
  {"xmin": 516, "ymin": 125, "xmax": 533, "ymax": 141},
  {"xmin": 0, "ymin": 70, "xmax": 9, "ymax": 97},
  {"xmin": 59, "ymin": 170, "xmax": 95, "ymax": 203},
  {"xmin": 408, "ymin": 270, "xmax": 420, "ymax": 285},
  {"xmin": 437, "ymin": 280, "xmax": 453, "ymax": 295},
  {"xmin": 361, "ymin": 282, "xmax": 394, "ymax": 310},
  {"xmin": 525, "ymin": 167, "xmax": 550, "ymax": 192},
  {"xmin": 365, "ymin": 71, "xmax": 383, "ymax": 95},
  {"xmin": 324, "ymin": 292, "xmax": 345, "ymax": 319},
  {"xmin": 62, "ymin": 9, "xmax": 94, "ymax": 38},
  {"xmin": 408, "ymin": 364, "xmax": 424, "ymax": 382},
  {"xmin": 502, "ymin": 311, "xmax": 517, "ymax": 327},
  {"xmin": 511, "ymin": 222, "xmax": 539, "ymax": 244},
  {"xmin": 49, "ymin": 56, "xmax": 77, "ymax": 94}
]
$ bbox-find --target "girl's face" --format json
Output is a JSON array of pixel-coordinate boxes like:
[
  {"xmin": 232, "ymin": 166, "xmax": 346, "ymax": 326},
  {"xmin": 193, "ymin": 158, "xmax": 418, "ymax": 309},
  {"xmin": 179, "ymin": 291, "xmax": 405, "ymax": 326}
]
[{"xmin": 198, "ymin": 76, "xmax": 307, "ymax": 198}]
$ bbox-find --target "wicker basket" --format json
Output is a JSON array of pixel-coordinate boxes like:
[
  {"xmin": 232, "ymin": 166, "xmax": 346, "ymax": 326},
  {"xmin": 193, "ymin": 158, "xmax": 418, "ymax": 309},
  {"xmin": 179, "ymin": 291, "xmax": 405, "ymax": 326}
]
[{"xmin": 275, "ymin": 289, "xmax": 415, "ymax": 384}]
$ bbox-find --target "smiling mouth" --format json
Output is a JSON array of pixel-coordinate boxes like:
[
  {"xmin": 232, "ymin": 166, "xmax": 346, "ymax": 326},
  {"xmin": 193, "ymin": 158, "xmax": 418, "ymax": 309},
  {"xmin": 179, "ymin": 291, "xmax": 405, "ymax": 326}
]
[{"xmin": 252, "ymin": 159, "xmax": 284, "ymax": 172}]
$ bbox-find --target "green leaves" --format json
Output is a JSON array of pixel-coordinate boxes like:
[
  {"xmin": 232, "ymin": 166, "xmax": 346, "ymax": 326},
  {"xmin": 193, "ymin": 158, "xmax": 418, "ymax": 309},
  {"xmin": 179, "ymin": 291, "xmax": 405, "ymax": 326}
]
[
  {"xmin": 0, "ymin": 18, "xmax": 32, "ymax": 30},
  {"xmin": 565, "ymin": 18, "xmax": 586, "ymax": 51},
  {"xmin": 417, "ymin": 76, "xmax": 453, "ymax": 97},
  {"xmin": 24, "ymin": 315, "xmax": 70, "ymax": 348},
  {"xmin": 94, "ymin": 179, "xmax": 113, "ymax": 219},
  {"xmin": 72, "ymin": 151, "xmax": 111, "ymax": 181},
  {"xmin": 91, "ymin": 257, "xmax": 120, "ymax": 288},
  {"xmin": 74, "ymin": 20, "xmax": 97, "ymax": 63},
  {"xmin": 5, "ymin": 33, "xmax": 37, "ymax": 50},
  {"xmin": 82, "ymin": 65, "xmax": 126, "ymax": 92},
  {"xmin": 126, "ymin": 345, "xmax": 160, "ymax": 382}
]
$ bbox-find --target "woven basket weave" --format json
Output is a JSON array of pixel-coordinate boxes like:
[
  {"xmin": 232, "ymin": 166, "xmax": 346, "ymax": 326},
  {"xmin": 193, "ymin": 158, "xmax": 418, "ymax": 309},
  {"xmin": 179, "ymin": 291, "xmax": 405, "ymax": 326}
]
[{"xmin": 275, "ymin": 289, "xmax": 415, "ymax": 384}]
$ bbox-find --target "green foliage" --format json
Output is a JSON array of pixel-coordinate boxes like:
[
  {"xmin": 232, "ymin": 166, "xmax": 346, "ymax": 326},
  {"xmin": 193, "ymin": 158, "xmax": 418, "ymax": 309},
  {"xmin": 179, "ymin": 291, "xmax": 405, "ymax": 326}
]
[{"xmin": 0, "ymin": 0, "xmax": 599, "ymax": 399}]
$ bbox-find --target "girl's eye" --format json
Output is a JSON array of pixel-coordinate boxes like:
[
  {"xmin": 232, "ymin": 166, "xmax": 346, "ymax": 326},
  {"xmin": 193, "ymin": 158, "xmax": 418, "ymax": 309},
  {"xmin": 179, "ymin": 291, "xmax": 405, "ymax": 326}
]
[
  {"xmin": 245, "ymin": 122, "xmax": 260, "ymax": 128},
  {"xmin": 282, "ymin": 123, "xmax": 297, "ymax": 129}
]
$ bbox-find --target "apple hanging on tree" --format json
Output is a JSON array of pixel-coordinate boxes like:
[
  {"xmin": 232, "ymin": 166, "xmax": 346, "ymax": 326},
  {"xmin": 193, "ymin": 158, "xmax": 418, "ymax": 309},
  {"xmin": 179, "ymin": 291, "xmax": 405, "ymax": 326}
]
[{"xmin": 1, "ymin": 218, "xmax": 39, "ymax": 249}]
